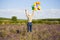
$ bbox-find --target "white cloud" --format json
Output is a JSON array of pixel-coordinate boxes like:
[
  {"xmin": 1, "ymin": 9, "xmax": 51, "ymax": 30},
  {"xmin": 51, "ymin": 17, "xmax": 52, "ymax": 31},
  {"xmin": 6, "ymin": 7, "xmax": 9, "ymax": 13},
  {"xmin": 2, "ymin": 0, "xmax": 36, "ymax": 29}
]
[
  {"xmin": 0, "ymin": 9, "xmax": 24, "ymax": 14},
  {"xmin": 40, "ymin": 9, "xmax": 60, "ymax": 13},
  {"xmin": 0, "ymin": 9, "xmax": 60, "ymax": 19},
  {"xmin": 34, "ymin": 9, "xmax": 60, "ymax": 19},
  {"xmin": 0, "ymin": 9, "xmax": 26, "ymax": 19}
]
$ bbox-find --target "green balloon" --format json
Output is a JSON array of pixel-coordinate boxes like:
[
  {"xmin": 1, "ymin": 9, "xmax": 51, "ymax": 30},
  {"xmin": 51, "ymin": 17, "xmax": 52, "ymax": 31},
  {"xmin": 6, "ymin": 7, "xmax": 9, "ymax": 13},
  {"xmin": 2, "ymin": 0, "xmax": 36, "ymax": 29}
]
[{"xmin": 32, "ymin": 5, "xmax": 34, "ymax": 10}]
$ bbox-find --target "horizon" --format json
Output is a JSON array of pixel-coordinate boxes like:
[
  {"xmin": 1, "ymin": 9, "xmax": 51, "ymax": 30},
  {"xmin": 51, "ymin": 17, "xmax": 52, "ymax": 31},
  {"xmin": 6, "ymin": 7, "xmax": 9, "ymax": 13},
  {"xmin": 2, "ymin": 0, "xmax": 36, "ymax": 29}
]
[{"xmin": 0, "ymin": 16, "xmax": 60, "ymax": 20}]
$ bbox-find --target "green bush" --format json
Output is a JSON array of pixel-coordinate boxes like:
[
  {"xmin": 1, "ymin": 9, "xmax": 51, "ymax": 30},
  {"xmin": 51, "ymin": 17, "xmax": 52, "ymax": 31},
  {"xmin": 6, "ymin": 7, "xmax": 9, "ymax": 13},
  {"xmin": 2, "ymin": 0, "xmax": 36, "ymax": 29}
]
[{"xmin": 11, "ymin": 16, "xmax": 17, "ymax": 22}]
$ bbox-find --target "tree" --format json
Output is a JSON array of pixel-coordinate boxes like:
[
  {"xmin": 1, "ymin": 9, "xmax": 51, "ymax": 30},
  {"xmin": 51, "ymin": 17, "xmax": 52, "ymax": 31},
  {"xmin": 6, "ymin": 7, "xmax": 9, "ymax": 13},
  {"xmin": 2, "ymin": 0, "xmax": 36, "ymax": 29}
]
[{"xmin": 11, "ymin": 16, "xmax": 17, "ymax": 21}]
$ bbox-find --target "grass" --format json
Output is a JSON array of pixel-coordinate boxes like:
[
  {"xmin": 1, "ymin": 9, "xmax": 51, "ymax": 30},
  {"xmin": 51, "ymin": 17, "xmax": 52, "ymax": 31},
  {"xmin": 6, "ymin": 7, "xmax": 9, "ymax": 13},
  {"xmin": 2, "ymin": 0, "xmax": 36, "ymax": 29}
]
[
  {"xmin": 0, "ymin": 17, "xmax": 60, "ymax": 25},
  {"xmin": 0, "ymin": 17, "xmax": 60, "ymax": 40},
  {"xmin": 0, "ymin": 30, "xmax": 7, "ymax": 38},
  {"xmin": 0, "ymin": 24, "xmax": 60, "ymax": 40}
]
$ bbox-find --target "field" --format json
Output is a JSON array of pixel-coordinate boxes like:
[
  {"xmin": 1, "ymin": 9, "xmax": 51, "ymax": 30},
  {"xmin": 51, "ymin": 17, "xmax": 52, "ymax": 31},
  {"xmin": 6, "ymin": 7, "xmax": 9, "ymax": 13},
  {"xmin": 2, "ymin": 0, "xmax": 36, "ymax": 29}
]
[
  {"xmin": 0, "ymin": 17, "xmax": 60, "ymax": 40},
  {"xmin": 0, "ymin": 24, "xmax": 60, "ymax": 40}
]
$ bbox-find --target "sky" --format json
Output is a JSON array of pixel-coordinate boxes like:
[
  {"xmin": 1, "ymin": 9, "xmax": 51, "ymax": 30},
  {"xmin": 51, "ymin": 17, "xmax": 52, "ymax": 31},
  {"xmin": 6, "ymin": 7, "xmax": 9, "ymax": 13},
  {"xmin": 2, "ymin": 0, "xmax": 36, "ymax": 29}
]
[{"xmin": 0, "ymin": 0, "xmax": 60, "ymax": 19}]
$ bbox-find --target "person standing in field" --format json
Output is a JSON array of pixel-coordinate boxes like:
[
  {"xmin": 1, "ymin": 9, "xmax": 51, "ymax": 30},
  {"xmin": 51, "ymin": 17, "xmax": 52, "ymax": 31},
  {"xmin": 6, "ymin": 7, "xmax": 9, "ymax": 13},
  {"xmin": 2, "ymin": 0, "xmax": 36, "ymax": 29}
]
[{"xmin": 25, "ymin": 10, "xmax": 34, "ymax": 32}]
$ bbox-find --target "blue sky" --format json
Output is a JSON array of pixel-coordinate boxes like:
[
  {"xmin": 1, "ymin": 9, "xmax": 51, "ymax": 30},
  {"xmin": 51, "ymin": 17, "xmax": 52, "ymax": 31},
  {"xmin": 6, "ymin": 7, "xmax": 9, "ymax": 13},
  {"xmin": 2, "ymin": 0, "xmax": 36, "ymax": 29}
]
[{"xmin": 0, "ymin": 0, "xmax": 60, "ymax": 19}]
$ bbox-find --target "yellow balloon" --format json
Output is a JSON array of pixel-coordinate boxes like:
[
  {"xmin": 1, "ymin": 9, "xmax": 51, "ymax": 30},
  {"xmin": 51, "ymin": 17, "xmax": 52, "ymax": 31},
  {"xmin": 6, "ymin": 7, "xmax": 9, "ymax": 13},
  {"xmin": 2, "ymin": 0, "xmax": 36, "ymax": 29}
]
[
  {"xmin": 32, "ymin": 2, "xmax": 41, "ymax": 11},
  {"xmin": 37, "ymin": 6, "xmax": 41, "ymax": 10},
  {"xmin": 33, "ymin": 3, "xmax": 36, "ymax": 6},
  {"xmin": 34, "ymin": 8, "xmax": 37, "ymax": 11},
  {"xmin": 38, "ymin": 6, "xmax": 41, "ymax": 9}
]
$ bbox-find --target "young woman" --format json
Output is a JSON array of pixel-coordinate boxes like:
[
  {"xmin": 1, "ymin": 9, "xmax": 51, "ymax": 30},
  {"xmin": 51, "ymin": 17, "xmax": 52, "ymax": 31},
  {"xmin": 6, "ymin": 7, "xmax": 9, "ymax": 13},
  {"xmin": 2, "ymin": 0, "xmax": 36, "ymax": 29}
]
[{"xmin": 25, "ymin": 10, "xmax": 34, "ymax": 32}]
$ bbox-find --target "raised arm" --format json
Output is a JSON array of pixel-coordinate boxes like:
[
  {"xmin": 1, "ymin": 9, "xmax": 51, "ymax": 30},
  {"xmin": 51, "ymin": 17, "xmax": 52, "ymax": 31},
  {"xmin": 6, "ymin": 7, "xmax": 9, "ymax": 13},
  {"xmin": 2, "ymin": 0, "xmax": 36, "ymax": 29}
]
[
  {"xmin": 25, "ymin": 9, "xmax": 28, "ymax": 17},
  {"xmin": 31, "ymin": 10, "xmax": 34, "ymax": 17}
]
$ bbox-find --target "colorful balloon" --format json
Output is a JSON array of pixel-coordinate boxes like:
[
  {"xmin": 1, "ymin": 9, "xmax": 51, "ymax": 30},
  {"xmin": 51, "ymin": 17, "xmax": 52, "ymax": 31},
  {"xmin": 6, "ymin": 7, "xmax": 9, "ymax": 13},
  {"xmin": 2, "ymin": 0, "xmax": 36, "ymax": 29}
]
[
  {"xmin": 32, "ymin": 5, "xmax": 34, "ymax": 10},
  {"xmin": 33, "ymin": 3, "xmax": 36, "ymax": 6},
  {"xmin": 36, "ymin": 2, "xmax": 40, "ymax": 4},
  {"xmin": 32, "ymin": 1, "xmax": 41, "ymax": 11},
  {"xmin": 37, "ymin": 6, "xmax": 41, "ymax": 10},
  {"xmin": 34, "ymin": 6, "xmax": 37, "ymax": 11}
]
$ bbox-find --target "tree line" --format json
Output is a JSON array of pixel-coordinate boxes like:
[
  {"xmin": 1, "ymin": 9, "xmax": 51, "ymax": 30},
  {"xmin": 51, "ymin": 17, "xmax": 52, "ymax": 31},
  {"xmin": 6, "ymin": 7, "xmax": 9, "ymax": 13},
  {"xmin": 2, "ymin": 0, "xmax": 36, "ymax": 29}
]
[{"xmin": 0, "ymin": 16, "xmax": 60, "ymax": 24}]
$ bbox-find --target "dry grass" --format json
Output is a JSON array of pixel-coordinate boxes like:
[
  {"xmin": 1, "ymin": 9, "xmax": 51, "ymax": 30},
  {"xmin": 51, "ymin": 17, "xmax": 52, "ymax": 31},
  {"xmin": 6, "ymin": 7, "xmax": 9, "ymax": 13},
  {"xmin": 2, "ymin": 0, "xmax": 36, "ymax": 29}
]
[{"xmin": 0, "ymin": 24, "xmax": 60, "ymax": 40}]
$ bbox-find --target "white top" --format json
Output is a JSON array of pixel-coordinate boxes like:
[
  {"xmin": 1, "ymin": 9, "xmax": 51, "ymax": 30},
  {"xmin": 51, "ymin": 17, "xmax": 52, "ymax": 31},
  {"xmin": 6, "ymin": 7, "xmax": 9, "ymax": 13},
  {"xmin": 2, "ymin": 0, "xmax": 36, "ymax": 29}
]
[{"xmin": 25, "ymin": 10, "xmax": 34, "ymax": 22}]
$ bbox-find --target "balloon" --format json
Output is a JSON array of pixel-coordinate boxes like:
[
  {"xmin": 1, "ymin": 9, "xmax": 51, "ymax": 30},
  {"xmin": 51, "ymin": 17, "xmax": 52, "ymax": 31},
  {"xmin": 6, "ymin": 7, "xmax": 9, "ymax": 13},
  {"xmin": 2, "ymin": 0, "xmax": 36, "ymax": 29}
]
[
  {"xmin": 33, "ymin": 3, "xmax": 36, "ymax": 6},
  {"xmin": 32, "ymin": 1, "xmax": 41, "ymax": 11},
  {"xmin": 34, "ymin": 7, "xmax": 37, "ymax": 11},
  {"xmin": 32, "ymin": 5, "xmax": 34, "ymax": 10},
  {"xmin": 36, "ymin": 2, "xmax": 40, "ymax": 4},
  {"xmin": 37, "ymin": 6, "xmax": 41, "ymax": 10},
  {"xmin": 38, "ymin": 2, "xmax": 40, "ymax": 4},
  {"xmin": 37, "ymin": 8, "xmax": 40, "ymax": 10},
  {"xmin": 38, "ymin": 6, "xmax": 41, "ymax": 8},
  {"xmin": 36, "ymin": 4, "xmax": 39, "ymax": 7}
]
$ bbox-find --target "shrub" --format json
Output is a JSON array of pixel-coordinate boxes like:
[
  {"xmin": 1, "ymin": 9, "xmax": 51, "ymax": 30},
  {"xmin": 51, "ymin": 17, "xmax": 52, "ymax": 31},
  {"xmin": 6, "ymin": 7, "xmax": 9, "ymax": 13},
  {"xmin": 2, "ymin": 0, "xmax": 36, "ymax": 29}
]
[{"xmin": 11, "ymin": 16, "xmax": 17, "ymax": 22}]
